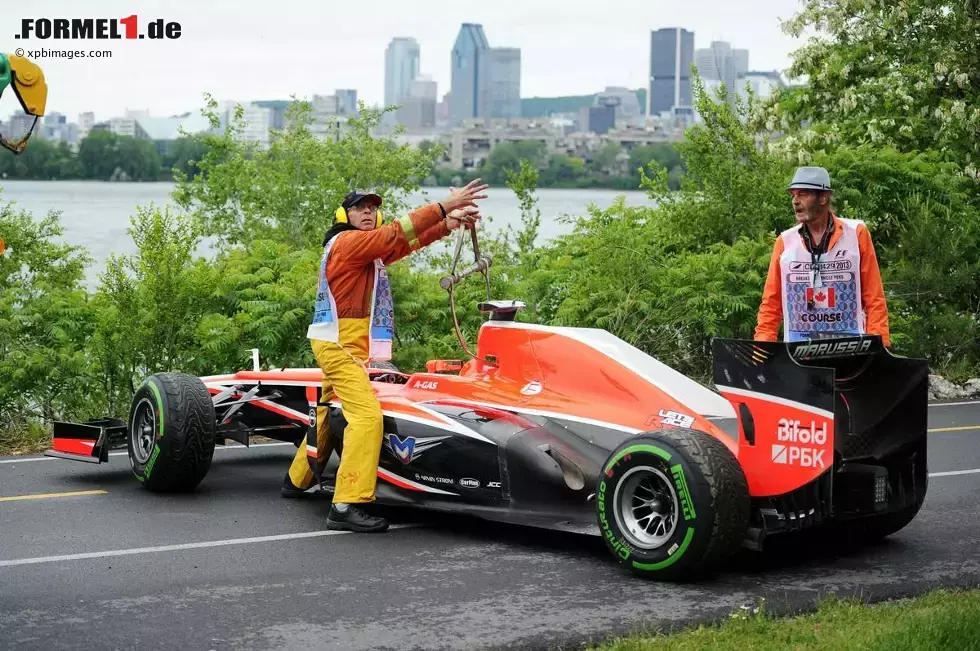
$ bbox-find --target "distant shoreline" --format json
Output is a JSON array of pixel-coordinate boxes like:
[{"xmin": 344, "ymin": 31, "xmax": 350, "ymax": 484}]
[{"xmin": 0, "ymin": 178, "xmax": 656, "ymax": 194}]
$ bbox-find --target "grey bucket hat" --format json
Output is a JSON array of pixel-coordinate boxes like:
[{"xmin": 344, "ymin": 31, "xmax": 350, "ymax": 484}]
[{"xmin": 787, "ymin": 166, "xmax": 832, "ymax": 191}]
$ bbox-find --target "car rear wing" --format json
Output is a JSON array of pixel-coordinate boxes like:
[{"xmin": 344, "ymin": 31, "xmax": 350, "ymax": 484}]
[{"xmin": 711, "ymin": 335, "xmax": 930, "ymax": 498}]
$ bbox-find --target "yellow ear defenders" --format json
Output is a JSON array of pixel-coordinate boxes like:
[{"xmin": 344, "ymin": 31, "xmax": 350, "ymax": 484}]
[{"xmin": 335, "ymin": 205, "xmax": 383, "ymax": 228}]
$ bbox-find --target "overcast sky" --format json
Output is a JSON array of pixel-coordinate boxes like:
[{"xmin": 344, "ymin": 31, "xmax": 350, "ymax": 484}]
[{"xmin": 3, "ymin": 0, "xmax": 807, "ymax": 123}]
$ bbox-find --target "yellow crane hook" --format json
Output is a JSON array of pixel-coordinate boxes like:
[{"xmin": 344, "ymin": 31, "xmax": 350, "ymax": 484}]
[{"xmin": 0, "ymin": 53, "xmax": 48, "ymax": 154}]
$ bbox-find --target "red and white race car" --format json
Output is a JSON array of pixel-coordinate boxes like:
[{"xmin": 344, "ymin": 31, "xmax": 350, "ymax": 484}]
[{"xmin": 46, "ymin": 229, "xmax": 930, "ymax": 581}]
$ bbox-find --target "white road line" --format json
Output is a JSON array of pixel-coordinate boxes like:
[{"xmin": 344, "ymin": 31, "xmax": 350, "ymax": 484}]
[
  {"xmin": 0, "ymin": 523, "xmax": 422, "ymax": 569},
  {"xmin": 929, "ymin": 469, "xmax": 980, "ymax": 478},
  {"xmin": 929, "ymin": 400, "xmax": 980, "ymax": 408},
  {"xmin": 0, "ymin": 441, "xmax": 294, "ymax": 465}
]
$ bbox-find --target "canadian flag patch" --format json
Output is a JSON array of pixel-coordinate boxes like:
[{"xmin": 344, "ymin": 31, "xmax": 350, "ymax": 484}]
[{"xmin": 806, "ymin": 287, "xmax": 836, "ymax": 308}]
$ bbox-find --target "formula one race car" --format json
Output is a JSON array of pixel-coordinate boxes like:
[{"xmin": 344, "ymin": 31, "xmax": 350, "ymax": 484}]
[{"xmin": 45, "ymin": 227, "xmax": 930, "ymax": 581}]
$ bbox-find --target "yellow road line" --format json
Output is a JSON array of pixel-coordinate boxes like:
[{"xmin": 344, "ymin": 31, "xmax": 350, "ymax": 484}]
[
  {"xmin": 929, "ymin": 425, "xmax": 980, "ymax": 433},
  {"xmin": 0, "ymin": 489, "xmax": 107, "ymax": 503}
]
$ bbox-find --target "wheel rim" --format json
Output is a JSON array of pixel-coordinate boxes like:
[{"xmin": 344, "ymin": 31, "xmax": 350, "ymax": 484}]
[
  {"xmin": 131, "ymin": 397, "xmax": 157, "ymax": 464},
  {"xmin": 613, "ymin": 465, "xmax": 679, "ymax": 550}
]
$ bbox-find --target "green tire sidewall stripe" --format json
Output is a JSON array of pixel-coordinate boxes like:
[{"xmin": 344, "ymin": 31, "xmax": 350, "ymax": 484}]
[
  {"xmin": 604, "ymin": 443, "xmax": 671, "ymax": 473},
  {"xmin": 146, "ymin": 378, "xmax": 165, "ymax": 439},
  {"xmin": 631, "ymin": 527, "xmax": 695, "ymax": 571},
  {"xmin": 600, "ymin": 440, "xmax": 699, "ymax": 572},
  {"xmin": 136, "ymin": 376, "xmax": 165, "ymax": 480}
]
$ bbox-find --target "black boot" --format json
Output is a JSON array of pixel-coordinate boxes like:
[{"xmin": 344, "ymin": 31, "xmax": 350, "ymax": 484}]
[
  {"xmin": 326, "ymin": 504, "xmax": 389, "ymax": 533},
  {"xmin": 280, "ymin": 473, "xmax": 311, "ymax": 498},
  {"xmin": 281, "ymin": 473, "xmax": 334, "ymax": 498}
]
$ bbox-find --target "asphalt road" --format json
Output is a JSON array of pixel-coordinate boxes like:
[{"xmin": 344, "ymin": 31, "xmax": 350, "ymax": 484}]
[{"xmin": 1, "ymin": 400, "xmax": 979, "ymax": 651}]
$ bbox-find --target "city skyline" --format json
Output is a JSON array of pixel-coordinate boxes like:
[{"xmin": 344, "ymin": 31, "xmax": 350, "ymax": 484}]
[
  {"xmin": 1, "ymin": 0, "xmax": 806, "ymax": 122},
  {"xmin": 384, "ymin": 37, "xmax": 420, "ymax": 126}
]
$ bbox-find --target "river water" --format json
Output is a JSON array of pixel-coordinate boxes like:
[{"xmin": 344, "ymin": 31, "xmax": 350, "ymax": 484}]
[{"xmin": 0, "ymin": 180, "xmax": 657, "ymax": 288}]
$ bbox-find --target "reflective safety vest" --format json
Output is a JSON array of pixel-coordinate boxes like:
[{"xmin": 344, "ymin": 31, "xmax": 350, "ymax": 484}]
[
  {"xmin": 779, "ymin": 218, "xmax": 865, "ymax": 342},
  {"xmin": 306, "ymin": 236, "xmax": 395, "ymax": 361}
]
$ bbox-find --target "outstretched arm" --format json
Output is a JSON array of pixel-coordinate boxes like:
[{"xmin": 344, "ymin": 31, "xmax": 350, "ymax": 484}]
[
  {"xmin": 382, "ymin": 205, "xmax": 484, "ymax": 265},
  {"xmin": 333, "ymin": 179, "xmax": 489, "ymax": 268},
  {"xmin": 335, "ymin": 203, "xmax": 448, "ymax": 268},
  {"xmin": 381, "ymin": 205, "xmax": 451, "ymax": 265}
]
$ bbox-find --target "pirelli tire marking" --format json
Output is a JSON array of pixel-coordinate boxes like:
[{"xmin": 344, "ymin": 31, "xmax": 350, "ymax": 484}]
[
  {"xmin": 127, "ymin": 373, "xmax": 217, "ymax": 492},
  {"xmin": 596, "ymin": 430, "xmax": 749, "ymax": 580}
]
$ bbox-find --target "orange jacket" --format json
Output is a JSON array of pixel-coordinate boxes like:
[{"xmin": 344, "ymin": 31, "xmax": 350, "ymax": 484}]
[
  {"xmin": 754, "ymin": 214, "xmax": 890, "ymax": 347},
  {"xmin": 325, "ymin": 202, "xmax": 450, "ymax": 320}
]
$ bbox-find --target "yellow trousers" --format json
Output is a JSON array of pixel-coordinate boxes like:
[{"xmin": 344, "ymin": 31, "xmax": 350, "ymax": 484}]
[
  {"xmin": 286, "ymin": 373, "xmax": 335, "ymax": 490},
  {"xmin": 287, "ymin": 337, "xmax": 384, "ymax": 504}
]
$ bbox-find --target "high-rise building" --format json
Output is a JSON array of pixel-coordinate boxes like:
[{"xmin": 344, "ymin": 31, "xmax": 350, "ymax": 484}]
[
  {"xmin": 109, "ymin": 117, "xmax": 136, "ymax": 137},
  {"xmin": 42, "ymin": 111, "xmax": 68, "ymax": 141},
  {"xmin": 237, "ymin": 104, "xmax": 272, "ymax": 149},
  {"xmin": 436, "ymin": 91, "xmax": 451, "ymax": 128},
  {"xmin": 732, "ymin": 49, "xmax": 749, "ymax": 79},
  {"xmin": 579, "ymin": 103, "xmax": 616, "ymax": 134},
  {"xmin": 695, "ymin": 48, "xmax": 719, "ymax": 81},
  {"xmin": 397, "ymin": 76, "xmax": 439, "ymax": 129},
  {"xmin": 411, "ymin": 77, "xmax": 438, "ymax": 101},
  {"xmin": 253, "ymin": 100, "xmax": 288, "ymax": 131},
  {"xmin": 450, "ymin": 23, "xmax": 490, "ymax": 126},
  {"xmin": 9, "ymin": 112, "xmax": 38, "ymax": 140},
  {"xmin": 485, "ymin": 47, "xmax": 521, "ymax": 119},
  {"xmin": 384, "ymin": 37, "xmax": 420, "ymax": 122},
  {"xmin": 450, "ymin": 24, "xmax": 521, "ymax": 124},
  {"xmin": 335, "ymin": 89, "xmax": 359, "ymax": 115},
  {"xmin": 78, "ymin": 111, "xmax": 95, "ymax": 139},
  {"xmin": 648, "ymin": 27, "xmax": 694, "ymax": 116},
  {"xmin": 695, "ymin": 41, "xmax": 749, "ymax": 102},
  {"xmin": 738, "ymin": 71, "xmax": 783, "ymax": 103},
  {"xmin": 595, "ymin": 87, "xmax": 643, "ymax": 124},
  {"xmin": 309, "ymin": 94, "xmax": 340, "ymax": 140}
]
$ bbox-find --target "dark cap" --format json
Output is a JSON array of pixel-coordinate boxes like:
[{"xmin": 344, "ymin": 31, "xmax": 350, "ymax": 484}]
[{"xmin": 342, "ymin": 191, "xmax": 382, "ymax": 210}]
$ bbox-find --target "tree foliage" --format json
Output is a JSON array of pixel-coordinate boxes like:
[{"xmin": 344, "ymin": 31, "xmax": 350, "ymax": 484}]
[
  {"xmin": 458, "ymin": 140, "xmax": 686, "ymax": 191},
  {"xmin": 0, "ymin": 129, "xmax": 205, "ymax": 182},
  {"xmin": 748, "ymin": 0, "xmax": 980, "ymax": 373},
  {"xmin": 0, "ymin": 197, "xmax": 98, "ymax": 427},
  {"xmin": 757, "ymin": 0, "xmax": 980, "ymax": 183},
  {"xmin": 170, "ymin": 97, "xmax": 442, "ymax": 251}
]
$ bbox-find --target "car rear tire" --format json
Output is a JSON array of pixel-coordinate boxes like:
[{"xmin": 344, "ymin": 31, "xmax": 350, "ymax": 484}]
[
  {"xmin": 596, "ymin": 428, "xmax": 749, "ymax": 581},
  {"xmin": 854, "ymin": 485, "xmax": 927, "ymax": 543},
  {"xmin": 127, "ymin": 372, "xmax": 216, "ymax": 492}
]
